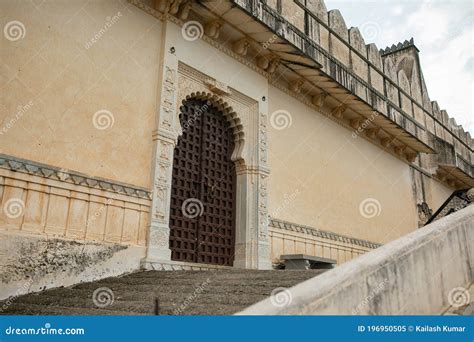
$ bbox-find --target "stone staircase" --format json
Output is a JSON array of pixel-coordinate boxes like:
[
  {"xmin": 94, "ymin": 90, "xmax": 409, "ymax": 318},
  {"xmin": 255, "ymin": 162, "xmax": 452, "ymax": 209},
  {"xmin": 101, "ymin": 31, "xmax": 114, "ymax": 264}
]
[{"xmin": 0, "ymin": 269, "xmax": 325, "ymax": 315}]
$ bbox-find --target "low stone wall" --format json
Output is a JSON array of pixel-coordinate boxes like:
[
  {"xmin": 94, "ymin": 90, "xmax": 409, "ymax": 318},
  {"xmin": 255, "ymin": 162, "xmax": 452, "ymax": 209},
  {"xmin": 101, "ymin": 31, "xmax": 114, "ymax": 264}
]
[
  {"xmin": 269, "ymin": 218, "xmax": 380, "ymax": 266},
  {"xmin": 0, "ymin": 231, "xmax": 145, "ymax": 300},
  {"xmin": 0, "ymin": 155, "xmax": 151, "ymax": 247},
  {"xmin": 239, "ymin": 205, "xmax": 473, "ymax": 315}
]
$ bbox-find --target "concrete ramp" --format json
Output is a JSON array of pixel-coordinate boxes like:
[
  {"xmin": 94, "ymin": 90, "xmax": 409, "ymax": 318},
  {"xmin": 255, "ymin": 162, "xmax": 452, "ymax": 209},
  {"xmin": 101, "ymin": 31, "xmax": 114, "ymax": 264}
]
[{"xmin": 238, "ymin": 205, "xmax": 474, "ymax": 315}]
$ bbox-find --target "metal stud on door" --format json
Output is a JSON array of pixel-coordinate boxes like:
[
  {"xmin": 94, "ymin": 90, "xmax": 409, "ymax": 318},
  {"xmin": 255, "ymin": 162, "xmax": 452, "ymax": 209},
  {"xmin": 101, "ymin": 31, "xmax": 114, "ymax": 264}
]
[{"xmin": 169, "ymin": 98, "xmax": 236, "ymax": 266}]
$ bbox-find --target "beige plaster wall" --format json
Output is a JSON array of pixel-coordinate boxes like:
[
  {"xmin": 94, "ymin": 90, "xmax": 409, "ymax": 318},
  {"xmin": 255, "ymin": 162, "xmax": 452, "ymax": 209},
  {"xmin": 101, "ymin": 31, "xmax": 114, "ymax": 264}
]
[
  {"xmin": 424, "ymin": 176, "xmax": 453, "ymax": 213},
  {"xmin": 1, "ymin": 0, "xmax": 161, "ymax": 188},
  {"xmin": 166, "ymin": 22, "xmax": 268, "ymax": 106},
  {"xmin": 240, "ymin": 205, "xmax": 474, "ymax": 315},
  {"xmin": 267, "ymin": 85, "xmax": 418, "ymax": 244}
]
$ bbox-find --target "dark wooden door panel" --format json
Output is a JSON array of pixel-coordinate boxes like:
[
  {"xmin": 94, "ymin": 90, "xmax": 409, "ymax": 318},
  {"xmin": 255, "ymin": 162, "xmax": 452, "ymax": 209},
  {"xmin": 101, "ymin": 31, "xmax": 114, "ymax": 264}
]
[{"xmin": 169, "ymin": 98, "xmax": 236, "ymax": 266}]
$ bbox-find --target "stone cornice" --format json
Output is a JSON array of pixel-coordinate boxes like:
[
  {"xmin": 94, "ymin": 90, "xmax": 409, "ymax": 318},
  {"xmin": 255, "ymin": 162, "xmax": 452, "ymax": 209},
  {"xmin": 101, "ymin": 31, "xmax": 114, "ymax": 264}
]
[
  {"xmin": 0, "ymin": 154, "xmax": 152, "ymax": 200},
  {"xmin": 269, "ymin": 217, "xmax": 382, "ymax": 249},
  {"xmin": 129, "ymin": 0, "xmax": 472, "ymax": 182}
]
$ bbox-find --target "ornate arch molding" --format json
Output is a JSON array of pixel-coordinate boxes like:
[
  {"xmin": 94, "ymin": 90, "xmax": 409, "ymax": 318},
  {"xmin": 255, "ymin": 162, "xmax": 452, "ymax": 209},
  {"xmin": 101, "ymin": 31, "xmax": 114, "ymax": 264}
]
[
  {"xmin": 144, "ymin": 58, "xmax": 271, "ymax": 270},
  {"xmin": 180, "ymin": 92, "xmax": 245, "ymax": 167}
]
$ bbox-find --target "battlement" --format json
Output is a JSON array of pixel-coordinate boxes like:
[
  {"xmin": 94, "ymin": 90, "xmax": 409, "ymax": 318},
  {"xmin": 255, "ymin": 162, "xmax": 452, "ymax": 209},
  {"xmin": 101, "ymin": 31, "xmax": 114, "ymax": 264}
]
[
  {"xmin": 275, "ymin": 0, "xmax": 472, "ymax": 155},
  {"xmin": 228, "ymin": 0, "xmax": 473, "ymax": 184},
  {"xmin": 380, "ymin": 38, "xmax": 419, "ymax": 56},
  {"xmin": 141, "ymin": 0, "xmax": 472, "ymax": 186}
]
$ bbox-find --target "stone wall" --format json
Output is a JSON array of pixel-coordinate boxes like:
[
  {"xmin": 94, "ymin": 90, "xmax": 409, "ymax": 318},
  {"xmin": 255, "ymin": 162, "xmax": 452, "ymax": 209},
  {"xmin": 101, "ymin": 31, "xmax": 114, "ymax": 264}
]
[
  {"xmin": 232, "ymin": 0, "xmax": 473, "ymax": 223},
  {"xmin": 1, "ymin": 0, "xmax": 472, "ymax": 284},
  {"xmin": 269, "ymin": 218, "xmax": 379, "ymax": 266},
  {"xmin": 0, "ymin": 0, "xmax": 162, "ymax": 188},
  {"xmin": 0, "ymin": 230, "xmax": 145, "ymax": 300},
  {"xmin": 267, "ymin": 85, "xmax": 419, "ymax": 244},
  {"xmin": 239, "ymin": 204, "xmax": 474, "ymax": 314},
  {"xmin": 0, "ymin": 155, "xmax": 151, "ymax": 246},
  {"xmin": 0, "ymin": 154, "xmax": 150, "ymax": 300},
  {"xmin": 275, "ymin": 0, "xmax": 473, "ymax": 164}
]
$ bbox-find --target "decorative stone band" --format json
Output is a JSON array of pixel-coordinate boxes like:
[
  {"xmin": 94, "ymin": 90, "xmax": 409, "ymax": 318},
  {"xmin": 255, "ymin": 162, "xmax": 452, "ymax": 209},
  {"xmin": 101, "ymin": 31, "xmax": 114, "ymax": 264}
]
[
  {"xmin": 0, "ymin": 154, "xmax": 151, "ymax": 200},
  {"xmin": 141, "ymin": 259, "xmax": 233, "ymax": 271},
  {"xmin": 269, "ymin": 217, "xmax": 382, "ymax": 250}
]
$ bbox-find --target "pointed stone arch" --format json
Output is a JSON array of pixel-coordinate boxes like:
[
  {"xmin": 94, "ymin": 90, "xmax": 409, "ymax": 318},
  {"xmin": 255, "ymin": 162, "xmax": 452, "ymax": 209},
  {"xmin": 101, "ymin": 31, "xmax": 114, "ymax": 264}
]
[
  {"xmin": 144, "ymin": 60, "xmax": 271, "ymax": 270},
  {"xmin": 179, "ymin": 91, "xmax": 245, "ymax": 167}
]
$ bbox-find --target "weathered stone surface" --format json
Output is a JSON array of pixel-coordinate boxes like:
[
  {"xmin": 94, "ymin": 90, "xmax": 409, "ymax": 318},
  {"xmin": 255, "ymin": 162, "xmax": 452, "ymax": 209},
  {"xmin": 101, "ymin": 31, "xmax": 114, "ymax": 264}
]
[
  {"xmin": 0, "ymin": 269, "xmax": 325, "ymax": 315},
  {"xmin": 0, "ymin": 231, "xmax": 145, "ymax": 300},
  {"xmin": 348, "ymin": 27, "xmax": 366, "ymax": 55},
  {"xmin": 328, "ymin": 10, "xmax": 348, "ymax": 41},
  {"xmin": 306, "ymin": 0, "xmax": 328, "ymax": 24},
  {"xmin": 238, "ymin": 205, "xmax": 474, "ymax": 315}
]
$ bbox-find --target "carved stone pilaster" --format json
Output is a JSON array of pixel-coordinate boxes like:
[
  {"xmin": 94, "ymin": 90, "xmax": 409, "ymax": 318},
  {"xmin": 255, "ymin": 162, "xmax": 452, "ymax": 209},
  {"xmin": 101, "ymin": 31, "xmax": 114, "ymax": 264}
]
[
  {"xmin": 144, "ymin": 35, "xmax": 179, "ymax": 262},
  {"xmin": 257, "ymin": 172, "xmax": 271, "ymax": 269}
]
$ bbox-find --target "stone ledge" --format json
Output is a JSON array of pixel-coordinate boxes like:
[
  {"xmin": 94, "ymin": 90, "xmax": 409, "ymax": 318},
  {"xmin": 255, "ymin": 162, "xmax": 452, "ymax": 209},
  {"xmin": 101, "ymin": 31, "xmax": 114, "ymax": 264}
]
[
  {"xmin": 0, "ymin": 153, "xmax": 152, "ymax": 200},
  {"xmin": 269, "ymin": 217, "xmax": 382, "ymax": 249},
  {"xmin": 141, "ymin": 259, "xmax": 233, "ymax": 271}
]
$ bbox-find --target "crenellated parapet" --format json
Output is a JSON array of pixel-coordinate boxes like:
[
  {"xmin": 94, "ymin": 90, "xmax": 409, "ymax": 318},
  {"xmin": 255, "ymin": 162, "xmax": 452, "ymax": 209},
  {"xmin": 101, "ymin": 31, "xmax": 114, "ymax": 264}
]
[
  {"xmin": 136, "ymin": 0, "xmax": 473, "ymax": 188},
  {"xmin": 379, "ymin": 37, "xmax": 472, "ymax": 184}
]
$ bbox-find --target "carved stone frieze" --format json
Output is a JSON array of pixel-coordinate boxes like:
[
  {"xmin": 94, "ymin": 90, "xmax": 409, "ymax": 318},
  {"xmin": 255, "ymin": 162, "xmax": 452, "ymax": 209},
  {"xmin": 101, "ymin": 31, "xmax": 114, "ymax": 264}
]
[
  {"xmin": 269, "ymin": 218, "xmax": 382, "ymax": 249},
  {"xmin": 0, "ymin": 154, "xmax": 151, "ymax": 200}
]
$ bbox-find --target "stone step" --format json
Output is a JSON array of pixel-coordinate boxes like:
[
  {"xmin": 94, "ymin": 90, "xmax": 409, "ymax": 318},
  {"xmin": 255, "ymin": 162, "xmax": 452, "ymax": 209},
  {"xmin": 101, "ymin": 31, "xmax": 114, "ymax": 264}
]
[
  {"xmin": 11, "ymin": 291, "xmax": 267, "ymax": 309},
  {"xmin": 1, "ymin": 269, "xmax": 326, "ymax": 315},
  {"xmin": 21, "ymin": 283, "xmax": 289, "ymax": 300},
  {"xmin": 99, "ymin": 270, "xmax": 323, "ymax": 283},
  {"xmin": 0, "ymin": 302, "xmax": 244, "ymax": 316},
  {"xmin": 0, "ymin": 303, "xmax": 148, "ymax": 316},
  {"xmin": 72, "ymin": 277, "xmax": 317, "ymax": 290}
]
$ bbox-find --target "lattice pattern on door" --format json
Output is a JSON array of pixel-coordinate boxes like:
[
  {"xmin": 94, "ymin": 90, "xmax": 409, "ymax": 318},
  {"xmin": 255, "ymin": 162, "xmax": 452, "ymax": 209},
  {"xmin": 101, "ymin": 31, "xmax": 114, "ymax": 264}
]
[{"xmin": 169, "ymin": 98, "xmax": 236, "ymax": 266}]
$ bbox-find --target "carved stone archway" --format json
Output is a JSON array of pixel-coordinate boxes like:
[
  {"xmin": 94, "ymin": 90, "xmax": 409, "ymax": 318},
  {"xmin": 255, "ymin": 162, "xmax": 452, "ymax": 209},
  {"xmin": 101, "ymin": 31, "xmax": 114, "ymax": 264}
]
[{"xmin": 143, "ymin": 57, "xmax": 270, "ymax": 269}]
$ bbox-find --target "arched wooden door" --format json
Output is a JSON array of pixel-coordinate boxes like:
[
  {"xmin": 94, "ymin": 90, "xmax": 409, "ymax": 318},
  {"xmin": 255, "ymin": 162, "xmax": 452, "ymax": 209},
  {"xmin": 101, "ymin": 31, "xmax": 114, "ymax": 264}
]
[{"xmin": 169, "ymin": 98, "xmax": 236, "ymax": 266}]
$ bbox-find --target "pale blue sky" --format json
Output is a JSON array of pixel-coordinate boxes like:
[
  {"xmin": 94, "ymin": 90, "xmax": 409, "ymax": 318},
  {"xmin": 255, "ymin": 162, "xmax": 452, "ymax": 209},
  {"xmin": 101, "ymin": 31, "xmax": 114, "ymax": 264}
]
[{"xmin": 324, "ymin": 0, "xmax": 473, "ymax": 133}]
